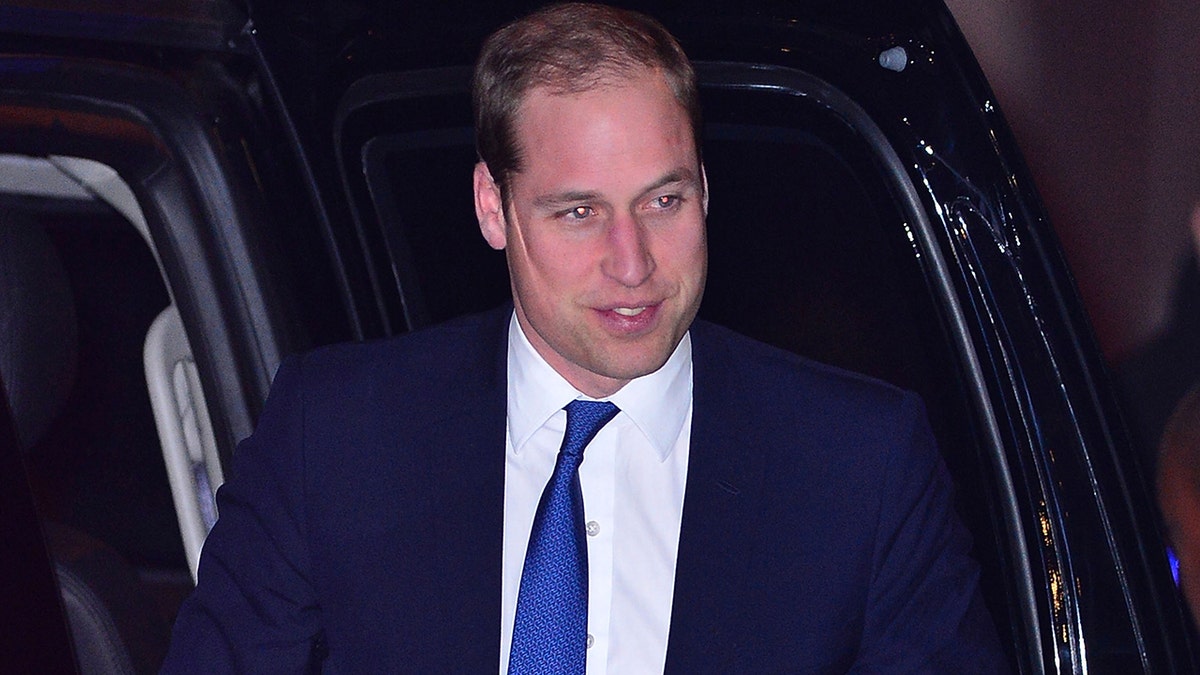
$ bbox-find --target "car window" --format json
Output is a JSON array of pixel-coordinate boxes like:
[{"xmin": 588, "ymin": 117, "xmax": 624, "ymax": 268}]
[
  {"xmin": 332, "ymin": 53, "xmax": 1190, "ymax": 669},
  {"xmin": 0, "ymin": 49, "xmax": 333, "ymax": 670},
  {"xmin": 0, "ymin": 161, "xmax": 188, "ymax": 671},
  {"xmin": 336, "ymin": 65, "xmax": 1036, "ymax": 666}
]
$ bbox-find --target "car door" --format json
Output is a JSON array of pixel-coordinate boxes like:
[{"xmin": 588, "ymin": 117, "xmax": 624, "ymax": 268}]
[
  {"xmin": 240, "ymin": 0, "xmax": 1199, "ymax": 672},
  {"xmin": 0, "ymin": 2, "xmax": 358, "ymax": 671}
]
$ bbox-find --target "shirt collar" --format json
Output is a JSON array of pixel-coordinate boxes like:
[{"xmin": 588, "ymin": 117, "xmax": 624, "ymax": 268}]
[{"xmin": 507, "ymin": 312, "xmax": 692, "ymax": 462}]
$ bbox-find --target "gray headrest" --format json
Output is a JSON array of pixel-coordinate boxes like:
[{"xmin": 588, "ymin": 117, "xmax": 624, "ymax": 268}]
[{"xmin": 0, "ymin": 211, "xmax": 79, "ymax": 451}]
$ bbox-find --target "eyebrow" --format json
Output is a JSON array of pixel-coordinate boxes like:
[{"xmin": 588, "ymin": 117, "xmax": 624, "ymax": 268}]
[
  {"xmin": 639, "ymin": 168, "xmax": 701, "ymax": 198},
  {"xmin": 532, "ymin": 190, "xmax": 601, "ymax": 210},
  {"xmin": 531, "ymin": 167, "xmax": 702, "ymax": 210}
]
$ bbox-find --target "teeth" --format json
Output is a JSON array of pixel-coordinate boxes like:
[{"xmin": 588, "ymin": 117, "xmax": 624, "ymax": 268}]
[{"xmin": 613, "ymin": 307, "xmax": 646, "ymax": 316}]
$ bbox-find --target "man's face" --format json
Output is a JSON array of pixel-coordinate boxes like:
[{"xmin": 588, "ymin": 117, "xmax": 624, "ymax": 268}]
[{"xmin": 474, "ymin": 69, "xmax": 707, "ymax": 397}]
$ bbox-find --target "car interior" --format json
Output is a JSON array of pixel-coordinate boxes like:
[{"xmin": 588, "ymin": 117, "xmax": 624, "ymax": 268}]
[
  {"xmin": 0, "ymin": 155, "xmax": 195, "ymax": 672},
  {"xmin": 0, "ymin": 41, "xmax": 1173, "ymax": 672},
  {"xmin": 0, "ymin": 61, "xmax": 1040, "ymax": 673},
  {"xmin": 336, "ymin": 65, "xmax": 1034, "ymax": 668},
  {"xmin": 0, "ymin": 54, "xmax": 287, "ymax": 673},
  {"xmin": 327, "ymin": 58, "xmax": 1193, "ymax": 670}
]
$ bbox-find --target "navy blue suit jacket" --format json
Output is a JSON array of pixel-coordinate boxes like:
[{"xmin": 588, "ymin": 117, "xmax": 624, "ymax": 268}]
[{"xmin": 163, "ymin": 307, "xmax": 1004, "ymax": 673}]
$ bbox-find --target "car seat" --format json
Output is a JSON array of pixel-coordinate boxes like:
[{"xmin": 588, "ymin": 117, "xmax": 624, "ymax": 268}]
[{"xmin": 0, "ymin": 210, "xmax": 170, "ymax": 674}]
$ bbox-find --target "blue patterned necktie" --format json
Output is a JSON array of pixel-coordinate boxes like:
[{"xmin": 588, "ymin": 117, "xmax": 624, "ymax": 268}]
[{"xmin": 508, "ymin": 400, "xmax": 620, "ymax": 674}]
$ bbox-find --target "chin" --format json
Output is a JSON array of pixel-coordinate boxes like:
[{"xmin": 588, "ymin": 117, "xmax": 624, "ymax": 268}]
[{"xmin": 597, "ymin": 351, "xmax": 674, "ymax": 381}]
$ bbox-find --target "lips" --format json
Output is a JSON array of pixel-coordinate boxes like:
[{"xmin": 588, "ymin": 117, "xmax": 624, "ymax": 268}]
[{"xmin": 595, "ymin": 302, "xmax": 662, "ymax": 335}]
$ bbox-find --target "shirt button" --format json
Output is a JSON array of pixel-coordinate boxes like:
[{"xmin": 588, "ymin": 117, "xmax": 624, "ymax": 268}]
[
  {"xmin": 587, "ymin": 634, "xmax": 595, "ymax": 649},
  {"xmin": 586, "ymin": 521, "xmax": 600, "ymax": 537}
]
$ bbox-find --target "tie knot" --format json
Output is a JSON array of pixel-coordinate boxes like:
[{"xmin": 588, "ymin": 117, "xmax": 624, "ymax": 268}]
[{"xmin": 561, "ymin": 400, "xmax": 619, "ymax": 458}]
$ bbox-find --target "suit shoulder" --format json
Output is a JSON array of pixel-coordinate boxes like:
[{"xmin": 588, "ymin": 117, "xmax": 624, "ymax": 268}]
[
  {"xmin": 691, "ymin": 319, "xmax": 911, "ymax": 410},
  {"xmin": 284, "ymin": 307, "xmax": 507, "ymax": 395}
]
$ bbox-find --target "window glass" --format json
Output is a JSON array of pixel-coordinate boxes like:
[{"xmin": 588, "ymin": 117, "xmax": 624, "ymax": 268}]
[
  {"xmin": 0, "ymin": 159, "xmax": 189, "ymax": 670},
  {"xmin": 354, "ymin": 85, "xmax": 971, "ymax": 450},
  {"xmin": 0, "ymin": 25, "xmax": 1167, "ymax": 669},
  {"xmin": 365, "ymin": 129, "xmax": 508, "ymax": 327},
  {"xmin": 0, "ymin": 170, "xmax": 183, "ymax": 571},
  {"xmin": 347, "ymin": 72, "xmax": 1018, "ymax": 668}
]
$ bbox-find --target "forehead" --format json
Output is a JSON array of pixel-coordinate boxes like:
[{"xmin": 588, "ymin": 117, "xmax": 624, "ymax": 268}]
[{"xmin": 511, "ymin": 71, "xmax": 697, "ymax": 182}]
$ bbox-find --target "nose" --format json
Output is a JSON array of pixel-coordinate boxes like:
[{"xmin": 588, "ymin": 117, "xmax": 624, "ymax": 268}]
[{"xmin": 602, "ymin": 213, "xmax": 655, "ymax": 287}]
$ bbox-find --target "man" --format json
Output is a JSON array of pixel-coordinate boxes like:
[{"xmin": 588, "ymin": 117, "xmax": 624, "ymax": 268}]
[{"xmin": 164, "ymin": 3, "xmax": 1004, "ymax": 672}]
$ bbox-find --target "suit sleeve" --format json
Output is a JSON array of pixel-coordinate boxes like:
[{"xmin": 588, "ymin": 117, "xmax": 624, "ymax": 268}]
[
  {"xmin": 852, "ymin": 394, "xmax": 1008, "ymax": 673},
  {"xmin": 161, "ymin": 356, "xmax": 323, "ymax": 673}
]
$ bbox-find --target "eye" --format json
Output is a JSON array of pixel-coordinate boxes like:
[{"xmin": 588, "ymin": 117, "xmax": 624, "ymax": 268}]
[
  {"xmin": 650, "ymin": 194, "xmax": 679, "ymax": 209},
  {"xmin": 564, "ymin": 205, "xmax": 595, "ymax": 220}
]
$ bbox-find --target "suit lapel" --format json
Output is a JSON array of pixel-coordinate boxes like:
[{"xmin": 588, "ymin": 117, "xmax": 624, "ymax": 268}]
[{"xmin": 665, "ymin": 323, "xmax": 766, "ymax": 672}]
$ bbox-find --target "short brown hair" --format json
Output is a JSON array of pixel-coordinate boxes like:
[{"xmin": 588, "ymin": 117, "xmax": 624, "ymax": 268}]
[{"xmin": 472, "ymin": 2, "xmax": 701, "ymax": 193}]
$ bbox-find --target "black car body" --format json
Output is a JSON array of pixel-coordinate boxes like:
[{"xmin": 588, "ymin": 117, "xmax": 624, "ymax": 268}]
[{"xmin": 0, "ymin": 0, "xmax": 1193, "ymax": 672}]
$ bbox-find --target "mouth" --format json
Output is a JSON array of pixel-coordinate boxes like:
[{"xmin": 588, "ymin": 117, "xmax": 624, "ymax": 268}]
[{"xmin": 595, "ymin": 302, "xmax": 662, "ymax": 335}]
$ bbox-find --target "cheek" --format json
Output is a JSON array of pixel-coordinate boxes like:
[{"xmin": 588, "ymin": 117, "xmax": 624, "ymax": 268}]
[
  {"xmin": 662, "ymin": 223, "xmax": 708, "ymax": 276},
  {"xmin": 511, "ymin": 231, "xmax": 593, "ymax": 295}
]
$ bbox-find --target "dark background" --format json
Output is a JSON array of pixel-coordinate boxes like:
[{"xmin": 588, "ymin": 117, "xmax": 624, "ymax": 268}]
[{"xmin": 948, "ymin": 1, "xmax": 1200, "ymax": 365}]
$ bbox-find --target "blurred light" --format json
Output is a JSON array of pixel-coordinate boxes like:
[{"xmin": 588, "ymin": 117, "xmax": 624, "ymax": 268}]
[{"xmin": 1168, "ymin": 546, "xmax": 1181, "ymax": 585}]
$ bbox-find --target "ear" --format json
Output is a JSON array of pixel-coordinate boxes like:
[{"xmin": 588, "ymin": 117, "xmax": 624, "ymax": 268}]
[
  {"xmin": 474, "ymin": 162, "xmax": 508, "ymax": 250},
  {"xmin": 700, "ymin": 163, "xmax": 710, "ymax": 217}
]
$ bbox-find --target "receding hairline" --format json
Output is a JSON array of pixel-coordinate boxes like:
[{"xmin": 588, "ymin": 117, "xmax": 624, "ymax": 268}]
[{"xmin": 471, "ymin": 2, "xmax": 702, "ymax": 187}]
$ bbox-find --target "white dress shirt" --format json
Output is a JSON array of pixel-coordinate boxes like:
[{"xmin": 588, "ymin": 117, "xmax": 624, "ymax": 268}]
[{"xmin": 499, "ymin": 313, "xmax": 693, "ymax": 674}]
